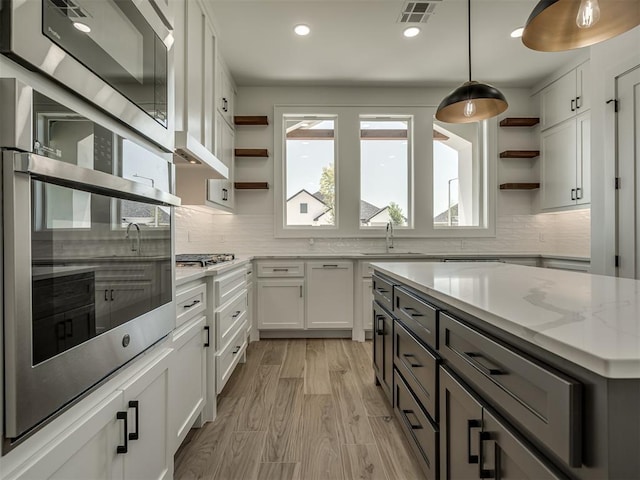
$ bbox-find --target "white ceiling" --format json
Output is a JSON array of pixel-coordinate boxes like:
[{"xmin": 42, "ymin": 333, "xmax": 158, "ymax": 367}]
[{"xmin": 206, "ymin": 0, "xmax": 586, "ymax": 89}]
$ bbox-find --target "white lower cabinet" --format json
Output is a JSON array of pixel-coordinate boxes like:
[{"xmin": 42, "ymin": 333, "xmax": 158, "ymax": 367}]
[
  {"xmin": 306, "ymin": 261, "xmax": 353, "ymax": 329},
  {"xmin": 6, "ymin": 348, "xmax": 172, "ymax": 480},
  {"xmin": 257, "ymin": 279, "xmax": 305, "ymax": 329},
  {"xmin": 169, "ymin": 315, "xmax": 207, "ymax": 452},
  {"xmin": 216, "ymin": 320, "xmax": 248, "ymax": 393}
]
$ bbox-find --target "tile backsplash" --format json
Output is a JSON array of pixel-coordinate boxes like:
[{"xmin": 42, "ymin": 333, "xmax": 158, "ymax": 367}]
[{"xmin": 176, "ymin": 207, "xmax": 590, "ymax": 258}]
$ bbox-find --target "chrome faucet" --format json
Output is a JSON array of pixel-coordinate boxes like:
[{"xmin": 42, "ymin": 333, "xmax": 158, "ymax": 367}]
[
  {"xmin": 125, "ymin": 222, "xmax": 141, "ymax": 254},
  {"xmin": 386, "ymin": 221, "xmax": 394, "ymax": 253}
]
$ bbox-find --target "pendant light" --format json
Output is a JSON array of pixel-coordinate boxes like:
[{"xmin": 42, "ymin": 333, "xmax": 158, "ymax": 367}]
[
  {"xmin": 522, "ymin": 0, "xmax": 640, "ymax": 52},
  {"xmin": 435, "ymin": 0, "xmax": 508, "ymax": 124}
]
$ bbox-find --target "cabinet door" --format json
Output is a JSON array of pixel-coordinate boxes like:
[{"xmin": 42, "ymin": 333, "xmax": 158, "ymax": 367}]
[
  {"xmin": 306, "ymin": 261, "xmax": 354, "ymax": 328},
  {"xmin": 576, "ymin": 112, "xmax": 590, "ymax": 205},
  {"xmin": 185, "ymin": 0, "xmax": 204, "ymax": 141},
  {"xmin": 541, "ymin": 119, "xmax": 577, "ymax": 210},
  {"xmin": 257, "ymin": 279, "xmax": 304, "ymax": 329},
  {"xmin": 208, "ymin": 117, "xmax": 234, "ymax": 211},
  {"xmin": 541, "ymin": 70, "xmax": 576, "ymax": 130},
  {"xmin": 120, "ymin": 349, "xmax": 172, "ymax": 480},
  {"xmin": 170, "ymin": 316, "xmax": 207, "ymax": 453},
  {"xmin": 13, "ymin": 392, "xmax": 124, "ymax": 480},
  {"xmin": 362, "ymin": 278, "xmax": 373, "ymax": 330},
  {"xmin": 481, "ymin": 409, "xmax": 567, "ymax": 480},
  {"xmin": 440, "ymin": 367, "xmax": 482, "ymax": 480},
  {"xmin": 372, "ymin": 302, "xmax": 392, "ymax": 403},
  {"xmin": 576, "ymin": 61, "xmax": 590, "ymax": 113},
  {"xmin": 203, "ymin": 22, "xmax": 215, "ymax": 151}
]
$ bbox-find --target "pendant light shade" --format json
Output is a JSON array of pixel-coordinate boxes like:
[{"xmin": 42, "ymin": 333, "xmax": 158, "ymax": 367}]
[
  {"xmin": 435, "ymin": 0, "xmax": 508, "ymax": 123},
  {"xmin": 522, "ymin": 0, "xmax": 640, "ymax": 52}
]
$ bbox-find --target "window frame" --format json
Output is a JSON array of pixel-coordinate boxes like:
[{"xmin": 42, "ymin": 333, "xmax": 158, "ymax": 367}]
[{"xmin": 274, "ymin": 105, "xmax": 496, "ymax": 239}]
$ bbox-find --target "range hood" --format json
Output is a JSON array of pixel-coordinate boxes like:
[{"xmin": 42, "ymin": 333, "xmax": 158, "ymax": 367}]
[{"xmin": 173, "ymin": 131, "xmax": 228, "ymax": 179}]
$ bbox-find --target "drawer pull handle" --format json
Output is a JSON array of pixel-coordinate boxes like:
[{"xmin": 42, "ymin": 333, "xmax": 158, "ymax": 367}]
[
  {"xmin": 402, "ymin": 353, "xmax": 423, "ymax": 368},
  {"xmin": 478, "ymin": 431, "xmax": 495, "ymax": 479},
  {"xmin": 184, "ymin": 299, "xmax": 201, "ymax": 308},
  {"xmin": 322, "ymin": 264, "xmax": 338, "ymax": 268},
  {"xmin": 128, "ymin": 401, "xmax": 139, "ymax": 441},
  {"xmin": 232, "ymin": 346, "xmax": 241, "ymax": 354},
  {"xmin": 375, "ymin": 288, "xmax": 389, "ymax": 294},
  {"xmin": 464, "ymin": 352, "xmax": 504, "ymax": 376},
  {"xmin": 467, "ymin": 419, "xmax": 481, "ymax": 464},
  {"xmin": 116, "ymin": 411, "xmax": 128, "ymax": 454},
  {"xmin": 204, "ymin": 325, "xmax": 210, "ymax": 347},
  {"xmin": 402, "ymin": 409, "xmax": 423, "ymax": 430},
  {"xmin": 403, "ymin": 306, "xmax": 424, "ymax": 317},
  {"xmin": 376, "ymin": 315, "xmax": 385, "ymax": 335},
  {"xmin": 272, "ymin": 268, "xmax": 289, "ymax": 272},
  {"xmin": 232, "ymin": 310, "xmax": 242, "ymax": 318}
]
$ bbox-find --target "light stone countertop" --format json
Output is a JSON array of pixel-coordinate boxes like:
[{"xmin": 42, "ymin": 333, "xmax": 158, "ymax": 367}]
[
  {"xmin": 175, "ymin": 257, "xmax": 252, "ymax": 286},
  {"xmin": 371, "ymin": 261, "xmax": 640, "ymax": 379}
]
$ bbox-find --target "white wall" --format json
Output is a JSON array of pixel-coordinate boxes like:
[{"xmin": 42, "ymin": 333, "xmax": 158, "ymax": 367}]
[
  {"xmin": 176, "ymin": 85, "xmax": 591, "ymax": 257},
  {"xmin": 589, "ymin": 26, "xmax": 640, "ymax": 275}
]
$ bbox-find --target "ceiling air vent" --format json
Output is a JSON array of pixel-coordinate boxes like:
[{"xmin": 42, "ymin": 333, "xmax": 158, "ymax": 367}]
[{"xmin": 398, "ymin": 0, "xmax": 444, "ymax": 24}]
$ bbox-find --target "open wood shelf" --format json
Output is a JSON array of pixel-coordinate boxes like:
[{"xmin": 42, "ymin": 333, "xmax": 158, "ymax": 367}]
[
  {"xmin": 499, "ymin": 117, "xmax": 540, "ymax": 127},
  {"xmin": 234, "ymin": 182, "xmax": 269, "ymax": 190},
  {"xmin": 234, "ymin": 116, "xmax": 269, "ymax": 126},
  {"xmin": 499, "ymin": 150, "xmax": 540, "ymax": 159},
  {"xmin": 499, "ymin": 183, "xmax": 540, "ymax": 190},
  {"xmin": 234, "ymin": 148, "xmax": 269, "ymax": 157}
]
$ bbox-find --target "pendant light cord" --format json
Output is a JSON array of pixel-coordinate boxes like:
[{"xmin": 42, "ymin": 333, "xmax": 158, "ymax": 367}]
[{"xmin": 467, "ymin": 0, "xmax": 472, "ymax": 82}]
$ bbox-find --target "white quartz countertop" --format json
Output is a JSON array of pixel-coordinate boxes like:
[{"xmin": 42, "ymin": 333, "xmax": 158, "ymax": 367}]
[
  {"xmin": 371, "ymin": 262, "xmax": 640, "ymax": 379},
  {"xmin": 175, "ymin": 258, "xmax": 251, "ymax": 286}
]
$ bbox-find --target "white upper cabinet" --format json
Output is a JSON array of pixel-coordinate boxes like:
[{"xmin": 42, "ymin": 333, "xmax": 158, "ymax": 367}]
[
  {"xmin": 540, "ymin": 61, "xmax": 590, "ymax": 130},
  {"xmin": 185, "ymin": 0, "xmax": 204, "ymax": 142},
  {"xmin": 216, "ymin": 56, "xmax": 236, "ymax": 128}
]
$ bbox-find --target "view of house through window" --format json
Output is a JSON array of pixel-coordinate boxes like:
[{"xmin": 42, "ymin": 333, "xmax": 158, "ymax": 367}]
[
  {"xmin": 285, "ymin": 117, "xmax": 336, "ymax": 227},
  {"xmin": 433, "ymin": 121, "xmax": 479, "ymax": 227},
  {"xmin": 360, "ymin": 118, "xmax": 410, "ymax": 227}
]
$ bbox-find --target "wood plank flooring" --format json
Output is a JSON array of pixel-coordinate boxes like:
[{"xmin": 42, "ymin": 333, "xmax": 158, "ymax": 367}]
[{"xmin": 174, "ymin": 339, "xmax": 424, "ymax": 480}]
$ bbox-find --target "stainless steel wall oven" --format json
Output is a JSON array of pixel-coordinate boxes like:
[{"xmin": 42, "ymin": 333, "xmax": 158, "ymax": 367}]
[
  {"xmin": 0, "ymin": 0, "xmax": 172, "ymax": 150},
  {"xmin": 1, "ymin": 78, "xmax": 180, "ymax": 448}
]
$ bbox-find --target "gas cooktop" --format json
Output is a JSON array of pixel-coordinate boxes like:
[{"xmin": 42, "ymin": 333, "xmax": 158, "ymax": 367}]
[{"xmin": 175, "ymin": 253, "xmax": 235, "ymax": 267}]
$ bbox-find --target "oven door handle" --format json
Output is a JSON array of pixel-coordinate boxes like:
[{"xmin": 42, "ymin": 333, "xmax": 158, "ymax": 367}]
[{"xmin": 8, "ymin": 151, "xmax": 181, "ymax": 207}]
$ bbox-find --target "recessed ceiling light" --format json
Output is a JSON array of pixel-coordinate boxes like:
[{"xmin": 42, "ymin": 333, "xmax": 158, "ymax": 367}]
[
  {"xmin": 510, "ymin": 27, "xmax": 524, "ymax": 38},
  {"xmin": 73, "ymin": 22, "xmax": 91, "ymax": 33},
  {"xmin": 403, "ymin": 27, "xmax": 421, "ymax": 38},
  {"xmin": 294, "ymin": 24, "xmax": 310, "ymax": 36}
]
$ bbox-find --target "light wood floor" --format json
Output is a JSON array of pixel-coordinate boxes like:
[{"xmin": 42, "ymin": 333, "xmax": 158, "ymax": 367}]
[{"xmin": 174, "ymin": 339, "xmax": 425, "ymax": 480}]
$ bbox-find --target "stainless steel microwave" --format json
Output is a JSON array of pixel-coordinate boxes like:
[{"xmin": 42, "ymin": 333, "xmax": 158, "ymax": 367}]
[
  {"xmin": 0, "ymin": 78, "xmax": 181, "ymax": 448},
  {"xmin": 0, "ymin": 0, "xmax": 172, "ymax": 151}
]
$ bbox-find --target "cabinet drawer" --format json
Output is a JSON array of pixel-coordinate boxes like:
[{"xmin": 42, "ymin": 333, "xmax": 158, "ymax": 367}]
[
  {"xmin": 440, "ymin": 312, "xmax": 582, "ymax": 467},
  {"xmin": 394, "ymin": 370, "xmax": 438, "ymax": 479},
  {"xmin": 257, "ymin": 261, "xmax": 305, "ymax": 277},
  {"xmin": 214, "ymin": 268, "xmax": 247, "ymax": 305},
  {"xmin": 395, "ymin": 287, "xmax": 438, "ymax": 350},
  {"xmin": 216, "ymin": 321, "xmax": 248, "ymax": 394},
  {"xmin": 176, "ymin": 282, "xmax": 206, "ymax": 328},
  {"xmin": 372, "ymin": 273, "xmax": 394, "ymax": 312},
  {"xmin": 394, "ymin": 320, "xmax": 439, "ymax": 422},
  {"xmin": 215, "ymin": 290, "xmax": 247, "ymax": 351}
]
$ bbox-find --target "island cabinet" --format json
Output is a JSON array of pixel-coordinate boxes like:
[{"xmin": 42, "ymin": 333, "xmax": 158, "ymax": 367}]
[{"xmin": 372, "ymin": 264, "xmax": 640, "ymax": 480}]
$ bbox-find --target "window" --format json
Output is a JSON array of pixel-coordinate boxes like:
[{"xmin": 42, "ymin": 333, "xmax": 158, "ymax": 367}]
[
  {"xmin": 284, "ymin": 116, "xmax": 336, "ymax": 227},
  {"xmin": 274, "ymin": 106, "xmax": 495, "ymax": 238},
  {"xmin": 360, "ymin": 117, "xmax": 410, "ymax": 227}
]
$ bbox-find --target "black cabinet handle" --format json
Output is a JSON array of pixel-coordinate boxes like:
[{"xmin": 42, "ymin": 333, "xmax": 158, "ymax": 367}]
[
  {"xmin": 232, "ymin": 346, "xmax": 241, "ymax": 354},
  {"xmin": 128, "ymin": 401, "xmax": 139, "ymax": 441},
  {"xmin": 403, "ymin": 306, "xmax": 424, "ymax": 317},
  {"xmin": 116, "ymin": 411, "xmax": 128, "ymax": 454},
  {"xmin": 402, "ymin": 409, "xmax": 423, "ymax": 430},
  {"xmin": 478, "ymin": 431, "xmax": 495, "ymax": 478},
  {"xmin": 571, "ymin": 98, "xmax": 576, "ymax": 111},
  {"xmin": 467, "ymin": 419, "xmax": 481, "ymax": 464},
  {"xmin": 375, "ymin": 288, "xmax": 389, "ymax": 294},
  {"xmin": 104, "ymin": 289, "xmax": 109, "ymax": 301},
  {"xmin": 576, "ymin": 187, "xmax": 583, "ymax": 200},
  {"xmin": 56, "ymin": 322, "xmax": 66, "ymax": 341},
  {"xmin": 322, "ymin": 264, "xmax": 338, "ymax": 268},
  {"xmin": 376, "ymin": 315, "xmax": 385, "ymax": 335},
  {"xmin": 272, "ymin": 268, "xmax": 289, "ymax": 272},
  {"xmin": 110, "ymin": 289, "xmax": 115, "ymax": 301},
  {"xmin": 464, "ymin": 352, "xmax": 504, "ymax": 376},
  {"xmin": 576, "ymin": 95, "xmax": 582, "ymax": 109},
  {"xmin": 184, "ymin": 299, "xmax": 201, "ymax": 308},
  {"xmin": 232, "ymin": 310, "xmax": 242, "ymax": 318},
  {"xmin": 204, "ymin": 325, "xmax": 210, "ymax": 347},
  {"xmin": 571, "ymin": 188, "xmax": 576, "ymax": 201},
  {"xmin": 402, "ymin": 353, "xmax": 422, "ymax": 368}
]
